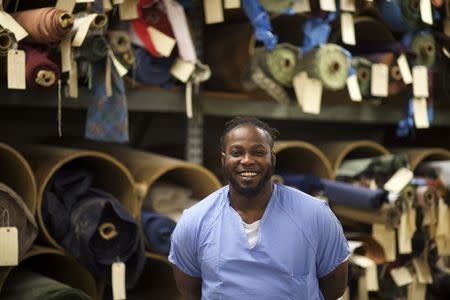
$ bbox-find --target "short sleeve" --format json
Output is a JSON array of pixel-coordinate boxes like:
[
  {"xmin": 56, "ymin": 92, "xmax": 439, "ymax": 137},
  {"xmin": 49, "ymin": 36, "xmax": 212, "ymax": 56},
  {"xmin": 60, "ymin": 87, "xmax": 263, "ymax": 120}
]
[
  {"xmin": 315, "ymin": 201, "xmax": 350, "ymax": 278},
  {"xmin": 168, "ymin": 212, "xmax": 201, "ymax": 277}
]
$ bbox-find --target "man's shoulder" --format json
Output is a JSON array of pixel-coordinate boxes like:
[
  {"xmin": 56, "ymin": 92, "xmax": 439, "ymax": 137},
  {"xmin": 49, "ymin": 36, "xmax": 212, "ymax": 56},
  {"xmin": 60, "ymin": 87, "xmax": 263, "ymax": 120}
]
[{"xmin": 277, "ymin": 184, "xmax": 328, "ymax": 213}]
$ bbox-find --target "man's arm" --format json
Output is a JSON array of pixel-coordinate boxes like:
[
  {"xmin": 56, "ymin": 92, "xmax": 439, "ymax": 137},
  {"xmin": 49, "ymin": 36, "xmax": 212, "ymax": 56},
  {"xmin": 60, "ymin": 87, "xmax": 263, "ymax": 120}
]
[
  {"xmin": 318, "ymin": 259, "xmax": 348, "ymax": 300},
  {"xmin": 172, "ymin": 264, "xmax": 202, "ymax": 300}
]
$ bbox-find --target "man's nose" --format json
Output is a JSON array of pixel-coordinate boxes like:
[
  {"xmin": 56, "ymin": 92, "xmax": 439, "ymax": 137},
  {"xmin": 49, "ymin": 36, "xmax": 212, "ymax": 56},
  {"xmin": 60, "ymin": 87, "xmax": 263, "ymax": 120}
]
[{"xmin": 241, "ymin": 153, "xmax": 254, "ymax": 164}]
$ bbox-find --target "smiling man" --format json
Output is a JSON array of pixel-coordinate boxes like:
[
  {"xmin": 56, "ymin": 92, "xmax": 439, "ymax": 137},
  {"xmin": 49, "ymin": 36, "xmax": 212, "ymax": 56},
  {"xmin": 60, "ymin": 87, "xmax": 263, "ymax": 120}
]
[{"xmin": 169, "ymin": 116, "xmax": 349, "ymax": 300}]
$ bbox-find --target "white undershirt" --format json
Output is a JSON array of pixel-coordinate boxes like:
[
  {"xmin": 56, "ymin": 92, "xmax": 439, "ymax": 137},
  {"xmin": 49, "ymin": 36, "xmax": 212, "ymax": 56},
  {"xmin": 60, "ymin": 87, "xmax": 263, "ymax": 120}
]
[{"xmin": 242, "ymin": 220, "xmax": 261, "ymax": 248}]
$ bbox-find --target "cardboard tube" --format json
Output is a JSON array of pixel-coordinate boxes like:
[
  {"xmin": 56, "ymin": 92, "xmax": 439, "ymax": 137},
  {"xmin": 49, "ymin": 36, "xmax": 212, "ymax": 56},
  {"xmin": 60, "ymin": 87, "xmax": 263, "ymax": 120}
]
[
  {"xmin": 318, "ymin": 140, "xmax": 390, "ymax": 178},
  {"xmin": 274, "ymin": 141, "xmax": 334, "ymax": 179},
  {"xmin": 14, "ymin": 145, "xmax": 137, "ymax": 248},
  {"xmin": 331, "ymin": 203, "xmax": 401, "ymax": 229},
  {"xmin": 0, "ymin": 246, "xmax": 98, "ymax": 299},
  {"xmin": 390, "ymin": 148, "xmax": 450, "ymax": 171},
  {"xmin": 0, "ymin": 143, "xmax": 37, "ymax": 214}
]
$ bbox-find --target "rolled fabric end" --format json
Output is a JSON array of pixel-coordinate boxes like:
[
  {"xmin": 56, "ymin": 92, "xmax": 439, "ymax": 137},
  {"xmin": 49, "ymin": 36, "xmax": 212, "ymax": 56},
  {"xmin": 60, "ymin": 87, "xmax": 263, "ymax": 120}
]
[
  {"xmin": 416, "ymin": 185, "xmax": 437, "ymax": 207},
  {"xmin": 23, "ymin": 46, "xmax": 60, "ymax": 89},
  {"xmin": 141, "ymin": 210, "xmax": 176, "ymax": 255},
  {"xmin": 58, "ymin": 12, "xmax": 75, "ymax": 30},
  {"xmin": 0, "ymin": 27, "xmax": 17, "ymax": 56},
  {"xmin": 91, "ymin": 13, "xmax": 108, "ymax": 29}
]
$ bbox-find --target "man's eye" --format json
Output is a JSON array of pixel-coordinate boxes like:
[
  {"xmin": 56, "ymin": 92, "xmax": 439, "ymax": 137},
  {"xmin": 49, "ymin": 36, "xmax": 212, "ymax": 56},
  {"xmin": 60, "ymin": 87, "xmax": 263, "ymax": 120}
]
[
  {"xmin": 255, "ymin": 151, "xmax": 266, "ymax": 156},
  {"xmin": 230, "ymin": 151, "xmax": 241, "ymax": 156}
]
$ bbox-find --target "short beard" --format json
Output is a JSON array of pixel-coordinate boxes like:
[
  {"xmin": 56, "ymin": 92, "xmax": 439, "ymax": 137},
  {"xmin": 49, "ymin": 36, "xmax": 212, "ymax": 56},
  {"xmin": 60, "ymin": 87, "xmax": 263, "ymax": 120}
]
[{"xmin": 224, "ymin": 164, "xmax": 274, "ymax": 198}]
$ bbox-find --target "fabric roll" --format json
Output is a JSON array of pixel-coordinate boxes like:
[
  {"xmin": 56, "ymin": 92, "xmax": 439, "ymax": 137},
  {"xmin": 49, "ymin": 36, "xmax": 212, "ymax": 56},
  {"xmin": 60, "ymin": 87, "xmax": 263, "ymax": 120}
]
[
  {"xmin": 296, "ymin": 44, "xmax": 350, "ymax": 90},
  {"xmin": 90, "ymin": 13, "xmax": 108, "ymax": 30},
  {"xmin": 141, "ymin": 210, "xmax": 176, "ymax": 255},
  {"xmin": 331, "ymin": 203, "xmax": 401, "ymax": 229},
  {"xmin": 85, "ymin": 59, "xmax": 130, "ymax": 143},
  {"xmin": 108, "ymin": 30, "xmax": 136, "ymax": 69},
  {"xmin": 78, "ymin": 35, "xmax": 109, "ymax": 63},
  {"xmin": 23, "ymin": 45, "xmax": 60, "ymax": 89},
  {"xmin": 1, "ymin": 268, "xmax": 91, "ymax": 300},
  {"xmin": 265, "ymin": 43, "xmax": 300, "ymax": 87},
  {"xmin": 416, "ymin": 185, "xmax": 437, "ymax": 207},
  {"xmin": 403, "ymin": 31, "xmax": 437, "ymax": 67},
  {"xmin": 322, "ymin": 179, "xmax": 387, "ymax": 210},
  {"xmin": 132, "ymin": 45, "xmax": 175, "ymax": 87},
  {"xmin": 241, "ymin": 0, "xmax": 277, "ymax": 50},
  {"xmin": 0, "ymin": 27, "xmax": 18, "ymax": 56},
  {"xmin": 259, "ymin": 0, "xmax": 293, "ymax": 13},
  {"xmin": 376, "ymin": 0, "xmax": 423, "ymax": 32},
  {"xmin": 0, "ymin": 183, "xmax": 38, "ymax": 261},
  {"xmin": 12, "ymin": 7, "xmax": 74, "ymax": 44},
  {"xmin": 279, "ymin": 173, "xmax": 324, "ymax": 196},
  {"xmin": 43, "ymin": 167, "xmax": 145, "ymax": 288},
  {"xmin": 352, "ymin": 57, "xmax": 372, "ymax": 98}
]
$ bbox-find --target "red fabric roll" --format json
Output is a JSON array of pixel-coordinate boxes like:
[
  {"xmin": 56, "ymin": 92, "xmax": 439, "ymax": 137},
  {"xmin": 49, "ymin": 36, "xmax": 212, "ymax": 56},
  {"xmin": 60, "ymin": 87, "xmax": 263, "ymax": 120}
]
[
  {"xmin": 23, "ymin": 45, "xmax": 60, "ymax": 89},
  {"xmin": 12, "ymin": 7, "xmax": 74, "ymax": 45}
]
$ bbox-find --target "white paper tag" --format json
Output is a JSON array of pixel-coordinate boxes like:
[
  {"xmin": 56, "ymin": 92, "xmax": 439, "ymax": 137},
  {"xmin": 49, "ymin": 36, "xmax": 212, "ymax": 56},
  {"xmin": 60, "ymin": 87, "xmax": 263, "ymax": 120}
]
[
  {"xmin": 76, "ymin": 0, "xmax": 95, "ymax": 2},
  {"xmin": 420, "ymin": 0, "xmax": 433, "ymax": 25},
  {"xmin": 0, "ymin": 10, "xmax": 28, "ymax": 41},
  {"xmin": 0, "ymin": 227, "xmax": 18, "ymax": 266},
  {"xmin": 56, "ymin": 0, "xmax": 76, "ymax": 13},
  {"xmin": 112, "ymin": 262, "xmax": 126, "ymax": 300},
  {"xmin": 371, "ymin": 63, "xmax": 389, "ymax": 97},
  {"xmin": 112, "ymin": 0, "xmax": 124, "ymax": 4},
  {"xmin": 224, "ymin": 0, "xmax": 240, "ymax": 8},
  {"xmin": 350, "ymin": 255, "xmax": 379, "ymax": 291},
  {"xmin": 293, "ymin": 72, "xmax": 308, "ymax": 107},
  {"xmin": 108, "ymin": 50, "xmax": 128, "ymax": 77},
  {"xmin": 68, "ymin": 59, "xmax": 78, "ymax": 98},
  {"xmin": 412, "ymin": 66, "xmax": 429, "ymax": 98},
  {"xmin": 147, "ymin": 26, "xmax": 176, "ymax": 57},
  {"xmin": 293, "ymin": 0, "xmax": 311, "ymax": 13},
  {"xmin": 319, "ymin": 0, "xmax": 336, "ymax": 11},
  {"xmin": 341, "ymin": 13, "xmax": 356, "ymax": 45},
  {"xmin": 105, "ymin": 56, "xmax": 112, "ymax": 97},
  {"xmin": 203, "ymin": 0, "xmax": 224, "ymax": 24},
  {"xmin": 170, "ymin": 58, "xmax": 195, "ymax": 83},
  {"xmin": 72, "ymin": 14, "xmax": 97, "ymax": 47},
  {"xmin": 118, "ymin": 0, "xmax": 138, "ymax": 20},
  {"xmin": 163, "ymin": 0, "xmax": 197, "ymax": 61},
  {"xmin": 445, "ymin": 19, "xmax": 450, "ymax": 37},
  {"xmin": 347, "ymin": 74, "xmax": 362, "ymax": 101},
  {"xmin": 186, "ymin": 80, "xmax": 193, "ymax": 119},
  {"xmin": 103, "ymin": 0, "xmax": 113, "ymax": 11},
  {"xmin": 384, "ymin": 168, "xmax": 414, "ymax": 194},
  {"xmin": 397, "ymin": 54, "xmax": 413, "ymax": 84},
  {"xmin": 7, "ymin": 50, "xmax": 25, "ymax": 90},
  {"xmin": 413, "ymin": 98, "xmax": 430, "ymax": 128},
  {"xmin": 340, "ymin": 0, "xmax": 355, "ymax": 12},
  {"xmin": 412, "ymin": 258, "xmax": 433, "ymax": 284},
  {"xmin": 390, "ymin": 267, "xmax": 414, "ymax": 287},
  {"xmin": 302, "ymin": 78, "xmax": 322, "ymax": 115},
  {"xmin": 60, "ymin": 36, "xmax": 72, "ymax": 73}
]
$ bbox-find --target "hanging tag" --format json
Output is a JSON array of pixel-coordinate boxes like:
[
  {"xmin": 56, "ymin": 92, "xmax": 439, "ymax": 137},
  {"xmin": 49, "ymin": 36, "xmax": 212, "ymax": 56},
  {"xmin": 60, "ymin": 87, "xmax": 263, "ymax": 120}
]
[
  {"xmin": 170, "ymin": 58, "xmax": 195, "ymax": 83},
  {"xmin": 302, "ymin": 78, "xmax": 322, "ymax": 115},
  {"xmin": 357, "ymin": 275, "xmax": 369, "ymax": 300},
  {"xmin": 147, "ymin": 26, "xmax": 176, "ymax": 57},
  {"xmin": 72, "ymin": 14, "xmax": 98, "ymax": 47},
  {"xmin": 103, "ymin": 0, "xmax": 113, "ymax": 11},
  {"xmin": 105, "ymin": 55, "xmax": 112, "ymax": 97},
  {"xmin": 340, "ymin": 0, "xmax": 356, "ymax": 12},
  {"xmin": 58, "ymin": 80, "xmax": 62, "ymax": 137},
  {"xmin": 372, "ymin": 223, "xmax": 396, "ymax": 262},
  {"xmin": 0, "ymin": 227, "xmax": 18, "ymax": 266},
  {"xmin": 60, "ymin": 36, "xmax": 72, "ymax": 73},
  {"xmin": 350, "ymin": 255, "xmax": 379, "ymax": 292},
  {"xmin": 203, "ymin": 0, "xmax": 224, "ymax": 24},
  {"xmin": 224, "ymin": 0, "xmax": 240, "ymax": 8},
  {"xmin": 0, "ymin": 10, "xmax": 28, "ymax": 41},
  {"xmin": 7, "ymin": 49, "xmax": 25, "ymax": 90},
  {"xmin": 390, "ymin": 267, "xmax": 414, "ymax": 287},
  {"xmin": 76, "ymin": 0, "xmax": 95, "ymax": 2},
  {"xmin": 119, "ymin": 0, "xmax": 138, "ymax": 20},
  {"xmin": 293, "ymin": 0, "xmax": 311, "ymax": 13},
  {"xmin": 371, "ymin": 63, "xmax": 388, "ymax": 97},
  {"xmin": 341, "ymin": 13, "xmax": 356, "ymax": 45},
  {"xmin": 384, "ymin": 168, "xmax": 414, "ymax": 194},
  {"xmin": 347, "ymin": 74, "xmax": 362, "ymax": 102},
  {"xmin": 407, "ymin": 277, "xmax": 426, "ymax": 300},
  {"xmin": 412, "ymin": 66, "xmax": 429, "ymax": 98},
  {"xmin": 420, "ymin": 0, "xmax": 433, "ymax": 25},
  {"xmin": 293, "ymin": 72, "xmax": 308, "ymax": 107},
  {"xmin": 56, "ymin": 0, "xmax": 76, "ymax": 13},
  {"xmin": 436, "ymin": 198, "xmax": 450, "ymax": 256},
  {"xmin": 68, "ymin": 59, "xmax": 78, "ymax": 98},
  {"xmin": 108, "ymin": 50, "xmax": 128, "ymax": 77},
  {"xmin": 413, "ymin": 97, "xmax": 430, "ymax": 128},
  {"xmin": 319, "ymin": 0, "xmax": 336, "ymax": 12},
  {"xmin": 163, "ymin": 0, "xmax": 197, "ymax": 61},
  {"xmin": 412, "ymin": 257, "xmax": 433, "ymax": 284},
  {"xmin": 112, "ymin": 0, "xmax": 124, "ymax": 4},
  {"xmin": 398, "ymin": 208, "xmax": 416, "ymax": 254},
  {"xmin": 445, "ymin": 19, "xmax": 450, "ymax": 37},
  {"xmin": 112, "ymin": 262, "xmax": 126, "ymax": 300},
  {"xmin": 185, "ymin": 80, "xmax": 193, "ymax": 119},
  {"xmin": 397, "ymin": 54, "xmax": 413, "ymax": 84}
]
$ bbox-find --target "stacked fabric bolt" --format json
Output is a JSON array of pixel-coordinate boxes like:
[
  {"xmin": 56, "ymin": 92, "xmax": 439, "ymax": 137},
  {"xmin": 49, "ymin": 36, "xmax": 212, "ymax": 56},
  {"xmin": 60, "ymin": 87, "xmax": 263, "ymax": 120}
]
[
  {"xmin": 141, "ymin": 210, "xmax": 176, "ymax": 255},
  {"xmin": 275, "ymin": 173, "xmax": 324, "ymax": 197},
  {"xmin": 22, "ymin": 45, "xmax": 60, "ymax": 89},
  {"xmin": 108, "ymin": 30, "xmax": 136, "ymax": 69},
  {"xmin": 42, "ymin": 166, "xmax": 145, "ymax": 288}
]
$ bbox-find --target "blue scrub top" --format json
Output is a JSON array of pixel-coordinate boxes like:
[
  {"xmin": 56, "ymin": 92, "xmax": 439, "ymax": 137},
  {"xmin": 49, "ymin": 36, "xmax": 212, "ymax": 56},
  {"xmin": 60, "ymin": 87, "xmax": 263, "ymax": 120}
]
[{"xmin": 169, "ymin": 184, "xmax": 349, "ymax": 299}]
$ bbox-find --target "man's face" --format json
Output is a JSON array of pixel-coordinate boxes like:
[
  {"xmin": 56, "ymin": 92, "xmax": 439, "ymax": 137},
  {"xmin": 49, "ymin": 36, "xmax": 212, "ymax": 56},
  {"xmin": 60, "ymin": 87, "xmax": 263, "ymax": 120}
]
[{"xmin": 222, "ymin": 124, "xmax": 275, "ymax": 198}]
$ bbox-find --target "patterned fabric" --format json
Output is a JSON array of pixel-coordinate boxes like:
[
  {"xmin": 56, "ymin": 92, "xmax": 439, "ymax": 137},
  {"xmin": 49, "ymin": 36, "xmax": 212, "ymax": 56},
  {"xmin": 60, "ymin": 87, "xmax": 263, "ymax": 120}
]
[{"xmin": 85, "ymin": 60, "xmax": 129, "ymax": 143}]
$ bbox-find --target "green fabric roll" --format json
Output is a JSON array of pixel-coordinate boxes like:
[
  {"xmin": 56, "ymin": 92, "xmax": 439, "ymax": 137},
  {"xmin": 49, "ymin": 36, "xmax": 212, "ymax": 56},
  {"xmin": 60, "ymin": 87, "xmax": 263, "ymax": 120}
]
[
  {"xmin": 411, "ymin": 32, "xmax": 436, "ymax": 67},
  {"xmin": 352, "ymin": 57, "xmax": 372, "ymax": 98},
  {"xmin": 0, "ymin": 27, "xmax": 17, "ymax": 56},
  {"xmin": 266, "ymin": 43, "xmax": 300, "ymax": 87},
  {"xmin": 1, "ymin": 268, "xmax": 92, "ymax": 300},
  {"xmin": 297, "ymin": 44, "xmax": 350, "ymax": 90},
  {"xmin": 259, "ymin": 0, "xmax": 294, "ymax": 13}
]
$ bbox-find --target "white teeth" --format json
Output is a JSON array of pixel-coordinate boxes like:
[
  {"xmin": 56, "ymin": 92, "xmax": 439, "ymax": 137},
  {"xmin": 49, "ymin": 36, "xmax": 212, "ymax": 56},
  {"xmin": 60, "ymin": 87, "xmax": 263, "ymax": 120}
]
[{"xmin": 240, "ymin": 172, "xmax": 257, "ymax": 177}]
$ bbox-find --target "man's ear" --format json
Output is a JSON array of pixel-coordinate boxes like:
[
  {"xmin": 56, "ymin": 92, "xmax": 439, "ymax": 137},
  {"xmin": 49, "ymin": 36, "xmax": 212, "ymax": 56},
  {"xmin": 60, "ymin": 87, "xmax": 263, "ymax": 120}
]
[
  {"xmin": 221, "ymin": 152, "xmax": 225, "ymax": 166},
  {"xmin": 271, "ymin": 151, "xmax": 276, "ymax": 167}
]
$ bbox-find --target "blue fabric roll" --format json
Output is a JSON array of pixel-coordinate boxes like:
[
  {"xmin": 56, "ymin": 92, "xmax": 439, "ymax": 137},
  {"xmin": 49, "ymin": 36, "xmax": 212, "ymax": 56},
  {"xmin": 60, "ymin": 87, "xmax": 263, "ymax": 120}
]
[
  {"xmin": 132, "ymin": 46, "xmax": 176, "ymax": 87},
  {"xmin": 280, "ymin": 173, "xmax": 324, "ymax": 195},
  {"xmin": 141, "ymin": 210, "xmax": 176, "ymax": 255},
  {"xmin": 376, "ymin": 0, "xmax": 422, "ymax": 32},
  {"xmin": 242, "ymin": 0, "xmax": 278, "ymax": 50},
  {"xmin": 321, "ymin": 179, "xmax": 386, "ymax": 210},
  {"xmin": 43, "ymin": 167, "xmax": 145, "ymax": 288}
]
